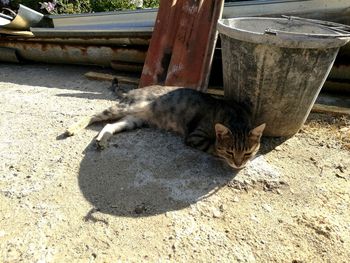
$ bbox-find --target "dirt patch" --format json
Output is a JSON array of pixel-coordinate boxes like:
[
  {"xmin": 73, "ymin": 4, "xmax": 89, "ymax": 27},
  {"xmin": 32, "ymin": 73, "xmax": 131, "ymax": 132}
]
[{"xmin": 0, "ymin": 63, "xmax": 349, "ymax": 262}]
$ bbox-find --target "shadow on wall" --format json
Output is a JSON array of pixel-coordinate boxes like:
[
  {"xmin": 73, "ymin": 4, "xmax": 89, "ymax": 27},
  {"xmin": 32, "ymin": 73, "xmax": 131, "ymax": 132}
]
[{"xmin": 78, "ymin": 129, "xmax": 237, "ymax": 218}]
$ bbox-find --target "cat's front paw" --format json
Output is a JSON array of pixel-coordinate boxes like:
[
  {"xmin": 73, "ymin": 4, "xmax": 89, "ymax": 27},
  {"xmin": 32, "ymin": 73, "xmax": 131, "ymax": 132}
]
[
  {"xmin": 95, "ymin": 138, "xmax": 109, "ymax": 150},
  {"xmin": 95, "ymin": 126, "xmax": 113, "ymax": 150}
]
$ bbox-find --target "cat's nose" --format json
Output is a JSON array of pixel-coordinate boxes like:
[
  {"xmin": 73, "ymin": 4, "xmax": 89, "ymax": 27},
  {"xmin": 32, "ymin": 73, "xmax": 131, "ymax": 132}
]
[
  {"xmin": 234, "ymin": 160, "xmax": 242, "ymax": 167},
  {"xmin": 234, "ymin": 159, "xmax": 247, "ymax": 169}
]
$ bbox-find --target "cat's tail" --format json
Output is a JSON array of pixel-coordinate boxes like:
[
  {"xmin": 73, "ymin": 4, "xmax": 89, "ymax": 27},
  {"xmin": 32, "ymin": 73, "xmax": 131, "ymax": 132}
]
[
  {"xmin": 64, "ymin": 100, "xmax": 150, "ymax": 137},
  {"xmin": 65, "ymin": 104, "xmax": 128, "ymax": 136}
]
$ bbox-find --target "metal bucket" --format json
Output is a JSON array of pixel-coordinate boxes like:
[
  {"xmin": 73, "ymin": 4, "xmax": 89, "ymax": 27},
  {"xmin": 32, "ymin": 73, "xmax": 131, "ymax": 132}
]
[{"xmin": 218, "ymin": 17, "xmax": 350, "ymax": 137}]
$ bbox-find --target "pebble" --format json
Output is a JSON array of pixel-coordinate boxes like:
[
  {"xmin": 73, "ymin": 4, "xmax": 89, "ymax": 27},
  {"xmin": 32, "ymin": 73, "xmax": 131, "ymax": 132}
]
[
  {"xmin": 335, "ymin": 163, "xmax": 345, "ymax": 173},
  {"xmin": 310, "ymin": 157, "xmax": 317, "ymax": 163},
  {"xmin": 212, "ymin": 208, "xmax": 222, "ymax": 218},
  {"xmin": 219, "ymin": 204, "xmax": 226, "ymax": 212},
  {"xmin": 340, "ymin": 127, "xmax": 349, "ymax": 133},
  {"xmin": 251, "ymin": 215, "xmax": 259, "ymax": 222},
  {"xmin": 262, "ymin": 204, "xmax": 273, "ymax": 213},
  {"xmin": 134, "ymin": 203, "xmax": 146, "ymax": 214},
  {"xmin": 0, "ymin": 230, "xmax": 6, "ymax": 237},
  {"xmin": 232, "ymin": 196, "xmax": 239, "ymax": 202},
  {"xmin": 274, "ymin": 146, "xmax": 283, "ymax": 151}
]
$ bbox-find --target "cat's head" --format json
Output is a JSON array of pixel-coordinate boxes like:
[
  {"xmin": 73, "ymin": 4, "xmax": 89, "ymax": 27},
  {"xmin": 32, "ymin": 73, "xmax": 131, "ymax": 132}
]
[{"xmin": 214, "ymin": 123, "xmax": 266, "ymax": 169}]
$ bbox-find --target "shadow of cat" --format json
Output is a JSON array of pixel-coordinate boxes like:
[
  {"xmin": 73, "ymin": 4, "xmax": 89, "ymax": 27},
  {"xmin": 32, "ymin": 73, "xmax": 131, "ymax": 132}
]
[{"xmin": 78, "ymin": 128, "xmax": 237, "ymax": 218}]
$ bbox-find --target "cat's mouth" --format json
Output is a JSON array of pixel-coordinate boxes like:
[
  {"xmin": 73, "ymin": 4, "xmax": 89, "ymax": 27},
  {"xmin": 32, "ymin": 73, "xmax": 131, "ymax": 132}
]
[
  {"xmin": 229, "ymin": 163, "xmax": 246, "ymax": 170},
  {"xmin": 223, "ymin": 158, "xmax": 247, "ymax": 170}
]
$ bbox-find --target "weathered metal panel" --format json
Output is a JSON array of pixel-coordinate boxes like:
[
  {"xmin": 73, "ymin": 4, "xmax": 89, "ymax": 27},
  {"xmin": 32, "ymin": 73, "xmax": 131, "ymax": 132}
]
[
  {"xmin": 12, "ymin": 36, "xmax": 151, "ymax": 46},
  {"xmin": 0, "ymin": 41, "xmax": 147, "ymax": 66},
  {"xmin": 31, "ymin": 27, "xmax": 153, "ymax": 39},
  {"xmin": 139, "ymin": 0, "xmax": 224, "ymax": 91}
]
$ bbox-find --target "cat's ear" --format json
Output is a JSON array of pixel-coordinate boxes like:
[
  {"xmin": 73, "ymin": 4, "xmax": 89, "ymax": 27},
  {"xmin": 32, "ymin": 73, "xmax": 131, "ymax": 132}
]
[
  {"xmin": 215, "ymin": 123, "xmax": 231, "ymax": 140},
  {"xmin": 249, "ymin": 123, "xmax": 266, "ymax": 139}
]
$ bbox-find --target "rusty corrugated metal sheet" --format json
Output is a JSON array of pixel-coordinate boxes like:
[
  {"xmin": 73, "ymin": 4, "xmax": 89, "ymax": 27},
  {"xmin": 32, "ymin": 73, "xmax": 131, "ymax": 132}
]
[
  {"xmin": 7, "ymin": 36, "xmax": 151, "ymax": 46},
  {"xmin": 0, "ymin": 40, "xmax": 147, "ymax": 66}
]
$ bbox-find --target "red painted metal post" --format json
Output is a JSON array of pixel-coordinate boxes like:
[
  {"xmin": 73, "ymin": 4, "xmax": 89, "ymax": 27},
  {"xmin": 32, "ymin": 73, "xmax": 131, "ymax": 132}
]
[
  {"xmin": 139, "ymin": 0, "xmax": 224, "ymax": 91},
  {"xmin": 139, "ymin": 0, "xmax": 183, "ymax": 88}
]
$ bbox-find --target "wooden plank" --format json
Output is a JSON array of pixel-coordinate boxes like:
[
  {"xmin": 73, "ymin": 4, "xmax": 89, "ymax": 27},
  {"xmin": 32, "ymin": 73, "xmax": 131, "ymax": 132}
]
[
  {"xmin": 85, "ymin": 72, "xmax": 114, "ymax": 82},
  {"xmin": 85, "ymin": 72, "xmax": 139, "ymax": 86},
  {"xmin": 207, "ymin": 88, "xmax": 224, "ymax": 96},
  {"xmin": 139, "ymin": 0, "xmax": 224, "ymax": 91},
  {"xmin": 312, "ymin": 103, "xmax": 350, "ymax": 115}
]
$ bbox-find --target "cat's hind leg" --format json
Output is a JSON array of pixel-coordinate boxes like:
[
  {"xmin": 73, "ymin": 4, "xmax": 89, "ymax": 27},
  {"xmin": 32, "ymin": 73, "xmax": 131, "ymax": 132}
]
[
  {"xmin": 65, "ymin": 105, "xmax": 126, "ymax": 136},
  {"xmin": 96, "ymin": 115, "xmax": 145, "ymax": 149}
]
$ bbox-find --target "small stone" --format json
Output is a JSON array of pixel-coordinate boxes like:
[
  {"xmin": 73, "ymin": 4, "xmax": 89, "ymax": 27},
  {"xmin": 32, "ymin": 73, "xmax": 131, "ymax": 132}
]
[
  {"xmin": 310, "ymin": 157, "xmax": 317, "ymax": 164},
  {"xmin": 335, "ymin": 164, "xmax": 345, "ymax": 173},
  {"xmin": 0, "ymin": 230, "xmax": 6, "ymax": 237},
  {"xmin": 219, "ymin": 204, "xmax": 226, "ymax": 212},
  {"xmin": 212, "ymin": 208, "xmax": 222, "ymax": 218},
  {"xmin": 262, "ymin": 204, "xmax": 273, "ymax": 213},
  {"xmin": 340, "ymin": 127, "xmax": 349, "ymax": 133},
  {"xmin": 172, "ymin": 244, "xmax": 176, "ymax": 252},
  {"xmin": 232, "ymin": 196, "xmax": 239, "ymax": 202},
  {"xmin": 251, "ymin": 215, "xmax": 259, "ymax": 222},
  {"xmin": 274, "ymin": 146, "xmax": 283, "ymax": 151},
  {"xmin": 134, "ymin": 203, "xmax": 146, "ymax": 214}
]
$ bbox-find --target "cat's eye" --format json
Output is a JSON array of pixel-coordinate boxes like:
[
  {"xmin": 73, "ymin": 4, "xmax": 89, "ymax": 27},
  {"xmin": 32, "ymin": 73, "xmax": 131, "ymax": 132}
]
[{"xmin": 244, "ymin": 153, "xmax": 252, "ymax": 158}]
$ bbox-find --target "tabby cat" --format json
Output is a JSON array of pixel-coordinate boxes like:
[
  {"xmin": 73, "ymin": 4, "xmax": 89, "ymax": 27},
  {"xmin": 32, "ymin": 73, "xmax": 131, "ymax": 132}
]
[{"xmin": 65, "ymin": 85, "xmax": 265, "ymax": 169}]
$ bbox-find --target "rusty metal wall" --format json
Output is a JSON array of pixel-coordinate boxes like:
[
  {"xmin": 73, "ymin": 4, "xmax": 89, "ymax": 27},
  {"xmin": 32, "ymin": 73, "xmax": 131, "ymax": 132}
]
[{"xmin": 0, "ymin": 39, "xmax": 148, "ymax": 66}]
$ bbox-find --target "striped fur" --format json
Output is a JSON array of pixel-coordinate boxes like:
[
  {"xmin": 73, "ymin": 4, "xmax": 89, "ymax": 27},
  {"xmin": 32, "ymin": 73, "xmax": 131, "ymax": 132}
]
[{"xmin": 66, "ymin": 85, "xmax": 265, "ymax": 169}]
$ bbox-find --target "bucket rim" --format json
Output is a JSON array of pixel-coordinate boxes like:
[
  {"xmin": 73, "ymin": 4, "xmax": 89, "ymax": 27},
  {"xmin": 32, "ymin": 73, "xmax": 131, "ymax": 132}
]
[{"xmin": 217, "ymin": 17, "xmax": 350, "ymax": 49}]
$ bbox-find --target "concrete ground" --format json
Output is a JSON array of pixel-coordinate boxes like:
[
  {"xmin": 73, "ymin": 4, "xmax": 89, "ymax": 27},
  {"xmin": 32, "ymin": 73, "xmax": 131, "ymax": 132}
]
[{"xmin": 0, "ymin": 63, "xmax": 349, "ymax": 262}]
